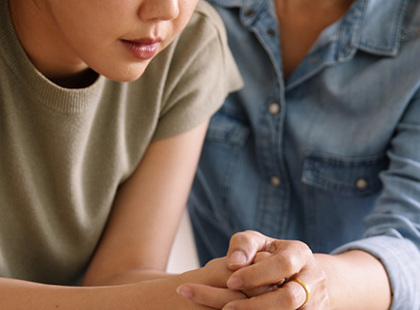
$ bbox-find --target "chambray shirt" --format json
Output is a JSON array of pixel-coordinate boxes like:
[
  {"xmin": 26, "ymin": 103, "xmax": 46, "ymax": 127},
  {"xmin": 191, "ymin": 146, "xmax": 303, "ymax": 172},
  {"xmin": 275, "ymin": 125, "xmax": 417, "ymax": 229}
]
[{"xmin": 188, "ymin": 0, "xmax": 420, "ymax": 308}]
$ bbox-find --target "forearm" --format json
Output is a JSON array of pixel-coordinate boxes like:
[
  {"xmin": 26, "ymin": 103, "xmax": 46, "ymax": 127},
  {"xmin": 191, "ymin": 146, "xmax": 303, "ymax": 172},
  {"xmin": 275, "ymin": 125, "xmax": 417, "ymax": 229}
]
[
  {"xmin": 0, "ymin": 270, "xmax": 210, "ymax": 310},
  {"xmin": 315, "ymin": 250, "xmax": 391, "ymax": 310},
  {"xmin": 83, "ymin": 267, "xmax": 174, "ymax": 286},
  {"xmin": 0, "ymin": 277, "xmax": 132, "ymax": 310}
]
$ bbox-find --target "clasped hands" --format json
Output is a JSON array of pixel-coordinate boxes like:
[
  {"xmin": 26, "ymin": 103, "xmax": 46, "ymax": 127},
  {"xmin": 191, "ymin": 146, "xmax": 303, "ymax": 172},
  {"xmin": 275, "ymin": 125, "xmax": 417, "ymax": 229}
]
[{"xmin": 177, "ymin": 230, "xmax": 329, "ymax": 310}]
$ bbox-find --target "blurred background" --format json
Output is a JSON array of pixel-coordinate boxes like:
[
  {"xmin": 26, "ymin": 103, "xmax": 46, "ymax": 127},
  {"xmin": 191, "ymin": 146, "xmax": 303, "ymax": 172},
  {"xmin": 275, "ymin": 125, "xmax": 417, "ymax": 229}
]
[{"xmin": 167, "ymin": 210, "xmax": 200, "ymax": 273}]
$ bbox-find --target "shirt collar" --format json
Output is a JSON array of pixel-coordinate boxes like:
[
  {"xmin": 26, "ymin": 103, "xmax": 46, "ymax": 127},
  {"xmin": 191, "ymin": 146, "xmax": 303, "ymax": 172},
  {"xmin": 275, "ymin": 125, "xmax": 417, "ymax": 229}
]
[
  {"xmin": 206, "ymin": 0, "xmax": 267, "ymax": 26},
  {"xmin": 207, "ymin": 0, "xmax": 410, "ymax": 57},
  {"xmin": 350, "ymin": 0, "xmax": 409, "ymax": 57},
  {"xmin": 206, "ymin": 0, "xmax": 247, "ymax": 8}
]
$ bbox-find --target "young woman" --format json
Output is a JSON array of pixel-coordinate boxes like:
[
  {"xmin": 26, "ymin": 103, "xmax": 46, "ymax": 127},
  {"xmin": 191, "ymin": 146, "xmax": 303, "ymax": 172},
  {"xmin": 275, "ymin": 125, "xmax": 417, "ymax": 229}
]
[
  {"xmin": 0, "ymin": 0, "xmax": 244, "ymax": 308},
  {"xmin": 183, "ymin": 0, "xmax": 420, "ymax": 309}
]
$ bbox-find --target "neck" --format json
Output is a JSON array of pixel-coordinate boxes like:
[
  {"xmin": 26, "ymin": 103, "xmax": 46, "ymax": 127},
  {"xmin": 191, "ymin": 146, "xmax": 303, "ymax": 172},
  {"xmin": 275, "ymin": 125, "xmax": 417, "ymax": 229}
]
[
  {"xmin": 275, "ymin": 0, "xmax": 354, "ymax": 80},
  {"xmin": 276, "ymin": 0, "xmax": 354, "ymax": 11},
  {"xmin": 8, "ymin": 0, "xmax": 90, "ymax": 85},
  {"xmin": 275, "ymin": 0, "xmax": 354, "ymax": 25}
]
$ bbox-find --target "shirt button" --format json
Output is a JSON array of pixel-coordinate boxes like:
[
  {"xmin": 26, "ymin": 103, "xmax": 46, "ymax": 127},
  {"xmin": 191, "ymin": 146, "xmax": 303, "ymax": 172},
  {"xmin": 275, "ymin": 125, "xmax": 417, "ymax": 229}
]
[
  {"xmin": 266, "ymin": 28, "xmax": 276, "ymax": 38},
  {"xmin": 342, "ymin": 44, "xmax": 352, "ymax": 55},
  {"xmin": 355, "ymin": 178, "xmax": 368, "ymax": 190},
  {"xmin": 270, "ymin": 175, "xmax": 281, "ymax": 187},
  {"xmin": 269, "ymin": 103, "xmax": 280, "ymax": 115},
  {"xmin": 244, "ymin": 8, "xmax": 255, "ymax": 18}
]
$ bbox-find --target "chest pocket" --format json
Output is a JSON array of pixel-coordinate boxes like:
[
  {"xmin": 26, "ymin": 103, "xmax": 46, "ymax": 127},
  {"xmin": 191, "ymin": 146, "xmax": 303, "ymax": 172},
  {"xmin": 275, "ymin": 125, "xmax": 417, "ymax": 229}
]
[
  {"xmin": 206, "ymin": 107, "xmax": 249, "ymax": 146},
  {"xmin": 302, "ymin": 153, "xmax": 389, "ymax": 196}
]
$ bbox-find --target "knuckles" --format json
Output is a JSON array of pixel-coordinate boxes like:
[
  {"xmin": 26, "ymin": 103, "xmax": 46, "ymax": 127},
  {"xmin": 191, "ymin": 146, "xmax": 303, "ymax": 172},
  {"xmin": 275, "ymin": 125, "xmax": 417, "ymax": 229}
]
[{"xmin": 230, "ymin": 230, "xmax": 265, "ymax": 249}]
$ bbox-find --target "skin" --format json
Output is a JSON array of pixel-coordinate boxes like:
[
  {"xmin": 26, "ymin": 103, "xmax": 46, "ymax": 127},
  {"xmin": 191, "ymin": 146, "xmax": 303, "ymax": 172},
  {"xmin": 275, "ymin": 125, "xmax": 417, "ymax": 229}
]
[
  {"xmin": 9, "ymin": 0, "xmax": 197, "ymax": 85},
  {"xmin": 177, "ymin": 0, "xmax": 393, "ymax": 309},
  {"xmin": 179, "ymin": 231, "xmax": 392, "ymax": 310},
  {"xmin": 276, "ymin": 0, "xmax": 354, "ymax": 79},
  {"xmin": 0, "ymin": 256, "xmax": 245, "ymax": 309},
  {"xmin": 3, "ymin": 0, "xmax": 245, "ymax": 308},
  {"xmin": 0, "ymin": 121, "xmax": 247, "ymax": 309}
]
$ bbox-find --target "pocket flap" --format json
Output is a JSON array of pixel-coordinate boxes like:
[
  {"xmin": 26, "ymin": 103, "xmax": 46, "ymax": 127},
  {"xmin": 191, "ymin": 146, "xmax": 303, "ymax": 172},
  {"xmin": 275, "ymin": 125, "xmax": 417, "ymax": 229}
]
[
  {"xmin": 206, "ymin": 114, "xmax": 250, "ymax": 146},
  {"xmin": 302, "ymin": 153, "xmax": 388, "ymax": 196}
]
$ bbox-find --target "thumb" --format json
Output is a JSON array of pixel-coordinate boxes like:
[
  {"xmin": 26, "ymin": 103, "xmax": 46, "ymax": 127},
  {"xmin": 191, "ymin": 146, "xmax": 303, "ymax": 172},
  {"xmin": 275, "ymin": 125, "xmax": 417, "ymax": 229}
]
[{"xmin": 226, "ymin": 230, "xmax": 273, "ymax": 270}]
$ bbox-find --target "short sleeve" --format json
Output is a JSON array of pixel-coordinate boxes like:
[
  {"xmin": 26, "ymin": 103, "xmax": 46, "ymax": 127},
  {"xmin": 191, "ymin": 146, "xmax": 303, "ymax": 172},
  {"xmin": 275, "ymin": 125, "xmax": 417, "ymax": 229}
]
[{"xmin": 152, "ymin": 0, "xmax": 243, "ymax": 140}]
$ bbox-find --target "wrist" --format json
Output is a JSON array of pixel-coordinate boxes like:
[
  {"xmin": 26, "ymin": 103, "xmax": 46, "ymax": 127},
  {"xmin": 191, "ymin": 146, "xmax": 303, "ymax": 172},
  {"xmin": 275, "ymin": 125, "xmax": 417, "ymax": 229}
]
[{"xmin": 314, "ymin": 250, "xmax": 391, "ymax": 310}]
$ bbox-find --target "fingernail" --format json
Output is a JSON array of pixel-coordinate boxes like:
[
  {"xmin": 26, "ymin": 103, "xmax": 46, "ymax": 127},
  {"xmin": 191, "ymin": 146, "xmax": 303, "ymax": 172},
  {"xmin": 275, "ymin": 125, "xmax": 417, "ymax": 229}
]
[
  {"xmin": 227, "ymin": 275, "xmax": 243, "ymax": 289},
  {"xmin": 223, "ymin": 305, "xmax": 236, "ymax": 310},
  {"xmin": 176, "ymin": 285, "xmax": 192, "ymax": 298},
  {"xmin": 229, "ymin": 251, "xmax": 247, "ymax": 266}
]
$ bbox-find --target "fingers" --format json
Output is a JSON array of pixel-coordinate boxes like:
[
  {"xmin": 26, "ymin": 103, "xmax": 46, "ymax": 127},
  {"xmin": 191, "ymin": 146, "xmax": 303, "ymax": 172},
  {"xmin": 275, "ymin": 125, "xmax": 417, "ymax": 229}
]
[
  {"xmin": 224, "ymin": 233, "xmax": 330, "ymax": 309},
  {"xmin": 226, "ymin": 231, "xmax": 274, "ymax": 270},
  {"xmin": 222, "ymin": 281, "xmax": 308, "ymax": 310},
  {"xmin": 177, "ymin": 283, "xmax": 247, "ymax": 309},
  {"xmin": 178, "ymin": 277, "xmax": 324, "ymax": 310},
  {"xmin": 253, "ymin": 251, "xmax": 272, "ymax": 263},
  {"xmin": 289, "ymin": 278, "xmax": 311, "ymax": 308},
  {"xmin": 227, "ymin": 241, "xmax": 312, "ymax": 290},
  {"xmin": 241, "ymin": 284, "xmax": 278, "ymax": 298},
  {"xmin": 239, "ymin": 253, "xmax": 277, "ymax": 297},
  {"xmin": 202, "ymin": 257, "xmax": 236, "ymax": 287}
]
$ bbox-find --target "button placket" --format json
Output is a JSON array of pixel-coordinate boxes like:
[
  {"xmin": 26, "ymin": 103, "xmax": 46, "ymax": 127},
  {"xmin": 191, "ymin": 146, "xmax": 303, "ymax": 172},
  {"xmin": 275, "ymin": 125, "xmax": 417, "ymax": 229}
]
[
  {"xmin": 244, "ymin": 8, "xmax": 255, "ymax": 18},
  {"xmin": 266, "ymin": 28, "xmax": 276, "ymax": 38}
]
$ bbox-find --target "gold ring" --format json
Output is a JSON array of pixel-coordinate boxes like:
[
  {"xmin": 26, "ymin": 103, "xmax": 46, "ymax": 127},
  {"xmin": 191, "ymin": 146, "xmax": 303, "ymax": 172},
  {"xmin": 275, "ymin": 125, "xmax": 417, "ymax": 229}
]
[{"xmin": 291, "ymin": 277, "xmax": 311, "ymax": 307}]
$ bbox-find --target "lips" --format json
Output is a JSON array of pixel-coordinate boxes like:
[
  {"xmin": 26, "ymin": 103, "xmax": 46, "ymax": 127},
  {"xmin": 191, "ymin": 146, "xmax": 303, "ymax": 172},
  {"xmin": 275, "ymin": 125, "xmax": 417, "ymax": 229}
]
[{"xmin": 121, "ymin": 38, "xmax": 162, "ymax": 60}]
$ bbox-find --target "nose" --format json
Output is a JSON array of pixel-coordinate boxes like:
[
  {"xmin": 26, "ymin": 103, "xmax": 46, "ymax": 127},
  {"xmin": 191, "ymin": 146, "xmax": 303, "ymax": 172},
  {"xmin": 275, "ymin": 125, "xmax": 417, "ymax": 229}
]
[{"xmin": 138, "ymin": 0, "xmax": 180, "ymax": 21}]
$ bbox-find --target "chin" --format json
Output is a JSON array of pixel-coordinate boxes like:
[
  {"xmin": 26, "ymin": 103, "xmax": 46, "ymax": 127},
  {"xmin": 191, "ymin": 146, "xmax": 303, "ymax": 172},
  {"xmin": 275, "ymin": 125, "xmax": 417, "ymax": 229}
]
[
  {"xmin": 106, "ymin": 72, "xmax": 145, "ymax": 82},
  {"xmin": 100, "ymin": 64, "xmax": 148, "ymax": 83}
]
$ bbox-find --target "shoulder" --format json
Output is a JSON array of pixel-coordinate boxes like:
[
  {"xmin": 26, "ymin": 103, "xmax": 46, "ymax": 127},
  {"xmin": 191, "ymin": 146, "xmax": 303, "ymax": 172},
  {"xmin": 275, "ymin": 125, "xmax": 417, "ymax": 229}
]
[
  {"xmin": 194, "ymin": 1, "xmax": 224, "ymax": 24},
  {"xmin": 139, "ymin": 0, "xmax": 242, "ymax": 99},
  {"xmin": 162, "ymin": 0, "xmax": 233, "ymax": 72},
  {"xmin": 182, "ymin": 0, "xmax": 228, "ymax": 45}
]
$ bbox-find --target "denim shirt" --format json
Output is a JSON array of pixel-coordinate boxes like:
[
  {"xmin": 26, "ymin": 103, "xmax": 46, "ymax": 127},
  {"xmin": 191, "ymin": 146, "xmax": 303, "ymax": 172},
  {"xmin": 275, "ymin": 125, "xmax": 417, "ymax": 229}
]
[{"xmin": 188, "ymin": 0, "xmax": 420, "ymax": 308}]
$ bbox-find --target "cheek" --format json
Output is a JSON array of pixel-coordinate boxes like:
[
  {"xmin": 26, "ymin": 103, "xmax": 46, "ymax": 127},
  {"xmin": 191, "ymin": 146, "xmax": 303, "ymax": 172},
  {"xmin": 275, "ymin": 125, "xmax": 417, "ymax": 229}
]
[
  {"xmin": 178, "ymin": 0, "xmax": 199, "ymax": 22},
  {"xmin": 181, "ymin": 0, "xmax": 200, "ymax": 10},
  {"xmin": 170, "ymin": 1, "xmax": 198, "ymax": 35}
]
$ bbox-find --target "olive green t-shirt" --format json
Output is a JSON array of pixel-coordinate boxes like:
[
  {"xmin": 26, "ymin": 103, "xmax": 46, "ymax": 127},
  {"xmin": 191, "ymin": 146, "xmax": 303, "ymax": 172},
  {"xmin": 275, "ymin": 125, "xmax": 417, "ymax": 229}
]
[{"xmin": 0, "ymin": 0, "xmax": 242, "ymax": 284}]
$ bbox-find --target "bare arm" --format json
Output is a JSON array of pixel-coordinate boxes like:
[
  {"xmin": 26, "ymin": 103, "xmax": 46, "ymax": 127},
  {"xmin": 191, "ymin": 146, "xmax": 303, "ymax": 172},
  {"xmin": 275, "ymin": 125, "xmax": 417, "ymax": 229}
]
[
  {"xmin": 0, "ymin": 121, "xmax": 245, "ymax": 308},
  {"xmin": 0, "ymin": 258, "xmax": 244, "ymax": 310},
  {"xmin": 83, "ymin": 121, "xmax": 209, "ymax": 286}
]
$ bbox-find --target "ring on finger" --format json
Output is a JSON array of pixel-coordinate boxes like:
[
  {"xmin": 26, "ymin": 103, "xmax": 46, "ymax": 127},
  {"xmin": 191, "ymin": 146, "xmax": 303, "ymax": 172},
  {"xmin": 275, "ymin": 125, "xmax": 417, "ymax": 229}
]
[{"xmin": 290, "ymin": 277, "xmax": 311, "ymax": 307}]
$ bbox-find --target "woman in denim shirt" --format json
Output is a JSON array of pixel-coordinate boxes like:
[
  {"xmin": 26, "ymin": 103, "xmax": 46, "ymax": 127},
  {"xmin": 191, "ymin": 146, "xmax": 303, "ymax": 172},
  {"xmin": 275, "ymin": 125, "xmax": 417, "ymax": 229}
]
[{"xmin": 180, "ymin": 0, "xmax": 420, "ymax": 309}]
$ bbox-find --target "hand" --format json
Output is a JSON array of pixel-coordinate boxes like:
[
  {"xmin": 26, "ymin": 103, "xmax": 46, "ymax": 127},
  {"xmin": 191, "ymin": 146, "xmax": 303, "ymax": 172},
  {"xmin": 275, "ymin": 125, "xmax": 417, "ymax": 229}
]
[
  {"xmin": 177, "ymin": 257, "xmax": 247, "ymax": 309},
  {"xmin": 222, "ymin": 230, "xmax": 330, "ymax": 309}
]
